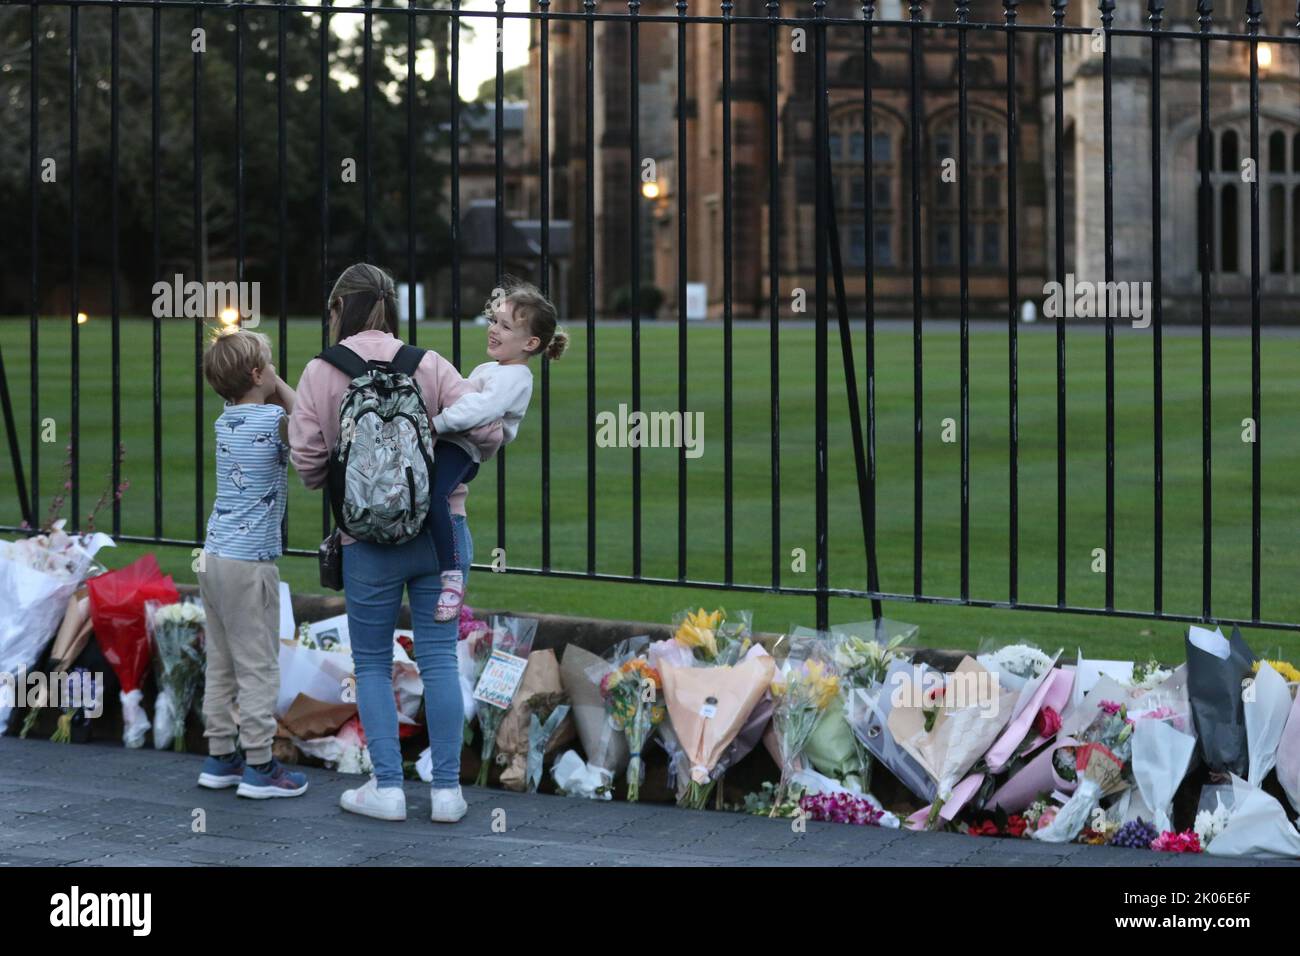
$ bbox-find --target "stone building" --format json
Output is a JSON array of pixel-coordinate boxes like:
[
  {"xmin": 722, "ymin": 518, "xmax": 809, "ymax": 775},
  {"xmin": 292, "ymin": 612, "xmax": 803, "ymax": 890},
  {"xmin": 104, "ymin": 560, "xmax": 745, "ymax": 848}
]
[{"xmin": 523, "ymin": 0, "xmax": 1300, "ymax": 322}]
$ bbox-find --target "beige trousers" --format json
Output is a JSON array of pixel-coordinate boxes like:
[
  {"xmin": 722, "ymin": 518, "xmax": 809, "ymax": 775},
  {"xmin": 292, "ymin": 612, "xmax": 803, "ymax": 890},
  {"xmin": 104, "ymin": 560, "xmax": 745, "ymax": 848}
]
[{"xmin": 197, "ymin": 552, "xmax": 281, "ymax": 765}]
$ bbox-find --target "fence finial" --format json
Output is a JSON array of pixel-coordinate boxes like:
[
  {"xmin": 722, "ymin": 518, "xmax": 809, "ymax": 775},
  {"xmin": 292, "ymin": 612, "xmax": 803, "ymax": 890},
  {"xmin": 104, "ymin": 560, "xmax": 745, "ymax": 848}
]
[
  {"xmin": 1196, "ymin": 0, "xmax": 1212, "ymax": 29},
  {"xmin": 1098, "ymin": 0, "xmax": 1114, "ymax": 27},
  {"xmin": 955, "ymin": 0, "xmax": 970, "ymax": 22},
  {"xmin": 1245, "ymin": 0, "xmax": 1261, "ymax": 27},
  {"xmin": 1050, "ymin": 0, "xmax": 1067, "ymax": 25},
  {"xmin": 862, "ymin": 0, "xmax": 874, "ymax": 22},
  {"xmin": 1147, "ymin": 0, "xmax": 1164, "ymax": 28},
  {"xmin": 1003, "ymin": 0, "xmax": 1019, "ymax": 26},
  {"xmin": 909, "ymin": 0, "xmax": 924, "ymax": 21}
]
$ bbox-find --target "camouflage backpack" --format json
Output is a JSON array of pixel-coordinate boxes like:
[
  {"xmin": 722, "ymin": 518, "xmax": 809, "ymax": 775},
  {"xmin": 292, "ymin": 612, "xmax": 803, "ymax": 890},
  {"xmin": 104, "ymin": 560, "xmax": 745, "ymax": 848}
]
[{"xmin": 318, "ymin": 343, "xmax": 435, "ymax": 545}]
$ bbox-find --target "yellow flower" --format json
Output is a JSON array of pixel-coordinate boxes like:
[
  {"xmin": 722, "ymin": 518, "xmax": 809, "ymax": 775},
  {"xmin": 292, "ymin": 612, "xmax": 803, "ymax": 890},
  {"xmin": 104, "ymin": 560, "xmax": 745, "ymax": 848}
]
[
  {"xmin": 799, "ymin": 660, "xmax": 841, "ymax": 710},
  {"xmin": 1254, "ymin": 659, "xmax": 1300, "ymax": 684},
  {"xmin": 675, "ymin": 608, "xmax": 724, "ymax": 659}
]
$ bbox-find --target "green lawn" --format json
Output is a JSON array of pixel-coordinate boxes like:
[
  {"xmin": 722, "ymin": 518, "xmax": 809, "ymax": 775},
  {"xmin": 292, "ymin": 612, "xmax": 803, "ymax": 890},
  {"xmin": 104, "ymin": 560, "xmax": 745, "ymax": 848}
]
[{"xmin": 2, "ymin": 315, "xmax": 1299, "ymax": 662}]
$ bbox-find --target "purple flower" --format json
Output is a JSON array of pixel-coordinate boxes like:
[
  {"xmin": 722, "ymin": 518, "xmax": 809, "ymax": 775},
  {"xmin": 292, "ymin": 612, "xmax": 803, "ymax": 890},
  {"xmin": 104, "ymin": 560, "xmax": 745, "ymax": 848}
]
[
  {"xmin": 797, "ymin": 791, "xmax": 883, "ymax": 827},
  {"xmin": 1111, "ymin": 818, "xmax": 1158, "ymax": 850}
]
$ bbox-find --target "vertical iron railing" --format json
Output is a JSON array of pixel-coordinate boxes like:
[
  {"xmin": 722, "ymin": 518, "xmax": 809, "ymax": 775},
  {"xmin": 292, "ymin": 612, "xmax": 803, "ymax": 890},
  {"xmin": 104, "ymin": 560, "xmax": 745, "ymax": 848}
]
[{"xmin": 3, "ymin": 0, "xmax": 1300, "ymax": 635}]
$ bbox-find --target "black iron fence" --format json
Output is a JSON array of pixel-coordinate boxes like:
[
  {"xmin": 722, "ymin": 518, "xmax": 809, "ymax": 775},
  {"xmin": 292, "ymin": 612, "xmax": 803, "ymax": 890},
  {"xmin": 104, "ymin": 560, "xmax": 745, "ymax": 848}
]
[{"xmin": 1, "ymin": 0, "xmax": 1298, "ymax": 634}]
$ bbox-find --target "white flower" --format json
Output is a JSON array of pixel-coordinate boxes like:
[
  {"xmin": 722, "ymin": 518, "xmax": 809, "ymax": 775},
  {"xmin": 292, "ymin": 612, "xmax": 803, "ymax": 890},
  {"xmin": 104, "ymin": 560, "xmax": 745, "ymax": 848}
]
[
  {"xmin": 1132, "ymin": 667, "xmax": 1173, "ymax": 691},
  {"xmin": 983, "ymin": 643, "xmax": 1053, "ymax": 680},
  {"xmin": 1194, "ymin": 803, "xmax": 1230, "ymax": 848}
]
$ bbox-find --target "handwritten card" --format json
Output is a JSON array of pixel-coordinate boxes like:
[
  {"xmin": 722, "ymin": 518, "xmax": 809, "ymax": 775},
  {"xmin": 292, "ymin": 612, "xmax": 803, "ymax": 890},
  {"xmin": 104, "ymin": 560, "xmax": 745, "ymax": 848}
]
[{"xmin": 473, "ymin": 649, "xmax": 528, "ymax": 710}]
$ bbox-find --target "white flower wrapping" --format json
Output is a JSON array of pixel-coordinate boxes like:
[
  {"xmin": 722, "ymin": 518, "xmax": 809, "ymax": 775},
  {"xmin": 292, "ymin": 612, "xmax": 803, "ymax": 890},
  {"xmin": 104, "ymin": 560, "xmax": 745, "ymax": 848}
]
[{"xmin": 0, "ymin": 523, "xmax": 115, "ymax": 732}]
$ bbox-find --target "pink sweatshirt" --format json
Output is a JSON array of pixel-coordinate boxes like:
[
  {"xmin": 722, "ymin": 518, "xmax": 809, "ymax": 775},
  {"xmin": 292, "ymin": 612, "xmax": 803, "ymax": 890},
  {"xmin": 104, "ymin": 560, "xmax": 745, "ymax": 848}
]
[{"xmin": 288, "ymin": 329, "xmax": 503, "ymax": 544}]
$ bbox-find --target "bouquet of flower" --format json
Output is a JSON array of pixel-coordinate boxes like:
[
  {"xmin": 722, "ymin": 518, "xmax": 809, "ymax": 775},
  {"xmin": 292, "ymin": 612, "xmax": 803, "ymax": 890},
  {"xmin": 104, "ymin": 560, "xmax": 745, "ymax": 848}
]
[
  {"xmin": 742, "ymin": 781, "xmax": 806, "ymax": 818},
  {"xmin": 50, "ymin": 667, "xmax": 100, "ymax": 744},
  {"xmin": 845, "ymin": 659, "xmax": 939, "ymax": 804},
  {"xmin": 976, "ymin": 641, "xmax": 1057, "ymax": 694},
  {"xmin": 887, "ymin": 657, "xmax": 1016, "ymax": 827},
  {"xmin": 1035, "ymin": 741, "xmax": 1127, "ymax": 843},
  {"xmin": 1204, "ymin": 775, "xmax": 1300, "ymax": 858},
  {"xmin": 1053, "ymin": 700, "xmax": 1134, "ymax": 783},
  {"xmin": 0, "ymin": 521, "xmax": 114, "ymax": 733},
  {"xmin": 824, "ymin": 621, "xmax": 913, "ymax": 792},
  {"xmin": 659, "ymin": 650, "xmax": 775, "ymax": 808},
  {"xmin": 19, "ymin": 590, "xmax": 95, "ymax": 738},
  {"xmin": 798, "ymin": 790, "xmax": 885, "ymax": 827},
  {"xmin": 147, "ymin": 599, "xmax": 206, "ymax": 752},
  {"xmin": 1130, "ymin": 708, "xmax": 1197, "ymax": 832},
  {"xmin": 88, "ymin": 553, "xmax": 178, "ymax": 747},
  {"xmin": 471, "ymin": 616, "xmax": 538, "ymax": 787},
  {"xmin": 295, "ymin": 714, "xmax": 372, "ymax": 774},
  {"xmin": 1185, "ymin": 625, "xmax": 1256, "ymax": 777},
  {"xmin": 1244, "ymin": 660, "xmax": 1293, "ymax": 784},
  {"xmin": 597, "ymin": 651, "xmax": 666, "ymax": 802},
  {"xmin": 671, "ymin": 607, "xmax": 753, "ymax": 666},
  {"xmin": 768, "ymin": 642, "xmax": 841, "ymax": 816},
  {"xmin": 560, "ymin": 643, "xmax": 630, "ymax": 775},
  {"xmin": 525, "ymin": 692, "xmax": 572, "ymax": 793}
]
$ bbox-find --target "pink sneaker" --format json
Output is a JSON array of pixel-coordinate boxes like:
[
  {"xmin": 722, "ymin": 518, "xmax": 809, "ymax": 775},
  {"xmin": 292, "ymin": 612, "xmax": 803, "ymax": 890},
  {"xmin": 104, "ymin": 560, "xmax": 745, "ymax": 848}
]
[{"xmin": 435, "ymin": 570, "xmax": 465, "ymax": 623}]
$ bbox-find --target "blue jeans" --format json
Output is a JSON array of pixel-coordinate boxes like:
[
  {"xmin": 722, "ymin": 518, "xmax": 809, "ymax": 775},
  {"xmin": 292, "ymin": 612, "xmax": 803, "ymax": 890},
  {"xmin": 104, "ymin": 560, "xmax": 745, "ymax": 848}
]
[
  {"xmin": 430, "ymin": 441, "xmax": 478, "ymax": 570},
  {"xmin": 342, "ymin": 514, "xmax": 472, "ymax": 788}
]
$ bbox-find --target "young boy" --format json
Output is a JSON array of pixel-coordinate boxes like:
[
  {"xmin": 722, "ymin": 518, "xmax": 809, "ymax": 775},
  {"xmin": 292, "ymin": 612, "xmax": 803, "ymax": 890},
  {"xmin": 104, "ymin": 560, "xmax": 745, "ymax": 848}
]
[{"xmin": 196, "ymin": 329, "xmax": 308, "ymax": 798}]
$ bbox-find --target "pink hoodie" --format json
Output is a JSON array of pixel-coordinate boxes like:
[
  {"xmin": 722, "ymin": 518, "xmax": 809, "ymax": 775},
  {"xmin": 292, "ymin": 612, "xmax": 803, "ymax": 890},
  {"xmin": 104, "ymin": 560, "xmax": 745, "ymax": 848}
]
[{"xmin": 288, "ymin": 329, "xmax": 503, "ymax": 544}]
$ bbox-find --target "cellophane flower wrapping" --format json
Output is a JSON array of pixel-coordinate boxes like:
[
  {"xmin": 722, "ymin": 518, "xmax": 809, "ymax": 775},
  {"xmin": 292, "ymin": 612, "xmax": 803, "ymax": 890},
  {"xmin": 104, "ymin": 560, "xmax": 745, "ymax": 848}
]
[
  {"xmin": 146, "ymin": 599, "xmax": 206, "ymax": 752},
  {"xmin": 768, "ymin": 634, "xmax": 841, "ymax": 814},
  {"xmin": 0, "ymin": 522, "xmax": 113, "ymax": 733},
  {"xmin": 1034, "ymin": 742, "xmax": 1125, "ymax": 843},
  {"xmin": 473, "ymin": 616, "xmax": 538, "ymax": 787},
  {"xmin": 670, "ymin": 607, "xmax": 753, "ymax": 666},
  {"xmin": 594, "ymin": 640, "xmax": 665, "ymax": 802},
  {"xmin": 827, "ymin": 620, "xmax": 913, "ymax": 791},
  {"xmin": 526, "ymin": 697, "xmax": 572, "ymax": 793},
  {"xmin": 87, "ymin": 553, "xmax": 178, "ymax": 748},
  {"xmin": 50, "ymin": 667, "xmax": 100, "ymax": 744}
]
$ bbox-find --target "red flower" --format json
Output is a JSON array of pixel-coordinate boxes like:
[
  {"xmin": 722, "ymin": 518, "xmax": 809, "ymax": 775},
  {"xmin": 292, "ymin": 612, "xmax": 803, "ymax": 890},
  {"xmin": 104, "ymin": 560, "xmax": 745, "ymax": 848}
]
[
  {"xmin": 1032, "ymin": 706, "xmax": 1062, "ymax": 738},
  {"xmin": 967, "ymin": 819, "xmax": 999, "ymax": 837},
  {"xmin": 1004, "ymin": 814, "xmax": 1028, "ymax": 837}
]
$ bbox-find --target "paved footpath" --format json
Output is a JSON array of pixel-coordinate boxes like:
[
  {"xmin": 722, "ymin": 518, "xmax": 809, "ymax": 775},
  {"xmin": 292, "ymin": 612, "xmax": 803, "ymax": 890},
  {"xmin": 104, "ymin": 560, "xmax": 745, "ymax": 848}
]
[{"xmin": 0, "ymin": 738, "xmax": 1289, "ymax": 867}]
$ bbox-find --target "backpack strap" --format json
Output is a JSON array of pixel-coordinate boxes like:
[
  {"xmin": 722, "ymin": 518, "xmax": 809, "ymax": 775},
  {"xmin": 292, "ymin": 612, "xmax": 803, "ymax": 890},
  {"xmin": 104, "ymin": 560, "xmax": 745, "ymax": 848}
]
[
  {"xmin": 390, "ymin": 344, "xmax": 426, "ymax": 378},
  {"xmin": 316, "ymin": 344, "xmax": 370, "ymax": 380}
]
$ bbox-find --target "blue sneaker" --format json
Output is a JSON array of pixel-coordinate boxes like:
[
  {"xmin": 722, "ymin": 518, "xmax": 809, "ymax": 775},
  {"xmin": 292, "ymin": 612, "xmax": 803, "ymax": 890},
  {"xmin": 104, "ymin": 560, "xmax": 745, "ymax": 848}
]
[
  {"xmin": 198, "ymin": 752, "xmax": 245, "ymax": 790},
  {"xmin": 236, "ymin": 759, "xmax": 309, "ymax": 799}
]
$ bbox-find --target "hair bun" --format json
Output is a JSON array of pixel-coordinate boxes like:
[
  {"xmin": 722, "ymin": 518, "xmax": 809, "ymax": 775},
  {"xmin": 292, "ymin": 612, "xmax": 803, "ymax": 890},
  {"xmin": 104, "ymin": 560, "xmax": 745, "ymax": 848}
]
[{"xmin": 545, "ymin": 328, "xmax": 569, "ymax": 361}]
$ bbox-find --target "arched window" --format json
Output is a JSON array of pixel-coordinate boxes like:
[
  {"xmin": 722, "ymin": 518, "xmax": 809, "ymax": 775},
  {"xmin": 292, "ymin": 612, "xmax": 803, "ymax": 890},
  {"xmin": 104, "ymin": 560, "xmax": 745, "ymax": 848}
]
[
  {"xmin": 1206, "ymin": 125, "xmax": 1300, "ymax": 275},
  {"xmin": 830, "ymin": 108, "xmax": 902, "ymax": 269},
  {"xmin": 929, "ymin": 111, "xmax": 1006, "ymax": 268}
]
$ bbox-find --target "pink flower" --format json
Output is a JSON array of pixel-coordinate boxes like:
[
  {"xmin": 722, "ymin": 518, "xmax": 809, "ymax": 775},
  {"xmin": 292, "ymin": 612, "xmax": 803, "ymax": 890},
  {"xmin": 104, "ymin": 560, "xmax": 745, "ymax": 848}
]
[
  {"xmin": 1033, "ymin": 706, "xmax": 1062, "ymax": 738},
  {"xmin": 1099, "ymin": 700, "xmax": 1123, "ymax": 716},
  {"xmin": 1036, "ymin": 807, "xmax": 1058, "ymax": 830},
  {"xmin": 1151, "ymin": 829, "xmax": 1202, "ymax": 854}
]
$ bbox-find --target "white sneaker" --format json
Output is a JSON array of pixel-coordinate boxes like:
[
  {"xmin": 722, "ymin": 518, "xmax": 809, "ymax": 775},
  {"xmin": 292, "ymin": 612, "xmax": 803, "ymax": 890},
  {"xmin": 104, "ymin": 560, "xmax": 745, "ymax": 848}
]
[
  {"xmin": 340, "ymin": 777, "xmax": 407, "ymax": 821},
  {"xmin": 430, "ymin": 785, "xmax": 467, "ymax": 823}
]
